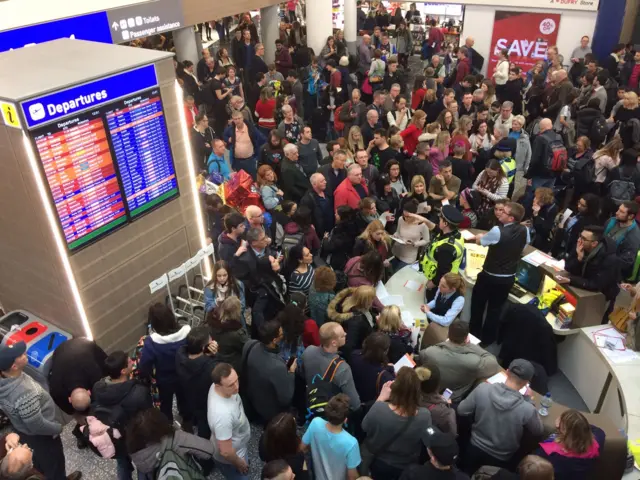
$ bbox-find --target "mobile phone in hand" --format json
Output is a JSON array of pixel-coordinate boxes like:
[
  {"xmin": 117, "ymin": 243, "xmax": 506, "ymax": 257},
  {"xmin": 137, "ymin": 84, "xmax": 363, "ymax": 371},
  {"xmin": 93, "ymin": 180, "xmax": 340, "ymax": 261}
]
[
  {"xmin": 442, "ymin": 389, "xmax": 453, "ymax": 401},
  {"xmin": 287, "ymin": 356, "xmax": 297, "ymax": 369}
]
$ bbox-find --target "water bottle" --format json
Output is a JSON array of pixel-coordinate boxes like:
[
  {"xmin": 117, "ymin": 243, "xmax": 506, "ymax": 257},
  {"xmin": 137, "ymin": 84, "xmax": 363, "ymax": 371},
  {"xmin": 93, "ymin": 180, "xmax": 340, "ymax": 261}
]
[{"xmin": 539, "ymin": 392, "xmax": 552, "ymax": 417}]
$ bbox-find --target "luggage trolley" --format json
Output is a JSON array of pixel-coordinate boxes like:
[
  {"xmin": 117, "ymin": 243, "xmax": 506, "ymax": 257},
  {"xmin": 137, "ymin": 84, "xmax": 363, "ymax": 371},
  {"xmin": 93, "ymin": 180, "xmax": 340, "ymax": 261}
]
[
  {"xmin": 149, "ymin": 264, "xmax": 202, "ymax": 327},
  {"xmin": 187, "ymin": 243, "xmax": 215, "ymax": 310}
]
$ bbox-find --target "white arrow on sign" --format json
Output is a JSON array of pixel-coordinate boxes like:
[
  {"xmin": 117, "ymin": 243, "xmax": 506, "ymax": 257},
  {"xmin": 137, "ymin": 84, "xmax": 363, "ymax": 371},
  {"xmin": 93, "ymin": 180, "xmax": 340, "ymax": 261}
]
[{"xmin": 112, "ymin": 21, "xmax": 119, "ymax": 31}]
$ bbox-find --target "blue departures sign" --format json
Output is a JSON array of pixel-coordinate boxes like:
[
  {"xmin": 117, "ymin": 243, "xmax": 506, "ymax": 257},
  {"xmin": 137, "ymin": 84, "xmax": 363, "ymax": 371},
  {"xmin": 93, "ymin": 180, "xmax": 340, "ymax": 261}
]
[
  {"xmin": 21, "ymin": 64, "xmax": 158, "ymax": 129},
  {"xmin": 0, "ymin": 12, "xmax": 113, "ymax": 53}
]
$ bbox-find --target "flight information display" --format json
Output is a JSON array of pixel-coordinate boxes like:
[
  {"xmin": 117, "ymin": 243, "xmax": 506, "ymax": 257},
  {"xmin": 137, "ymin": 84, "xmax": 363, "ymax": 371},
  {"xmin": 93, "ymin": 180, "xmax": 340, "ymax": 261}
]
[
  {"xmin": 33, "ymin": 113, "xmax": 128, "ymax": 251},
  {"xmin": 105, "ymin": 89, "xmax": 178, "ymax": 218},
  {"xmin": 29, "ymin": 75, "xmax": 179, "ymax": 253}
]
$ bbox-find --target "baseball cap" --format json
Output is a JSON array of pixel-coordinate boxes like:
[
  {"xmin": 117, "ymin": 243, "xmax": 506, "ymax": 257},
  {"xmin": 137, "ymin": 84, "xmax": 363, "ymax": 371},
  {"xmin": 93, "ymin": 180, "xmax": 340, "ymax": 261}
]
[
  {"xmin": 508, "ymin": 359, "xmax": 535, "ymax": 382},
  {"xmin": 0, "ymin": 341, "xmax": 26, "ymax": 371},
  {"xmin": 441, "ymin": 205, "xmax": 464, "ymax": 226},
  {"xmin": 425, "ymin": 427, "xmax": 459, "ymax": 466}
]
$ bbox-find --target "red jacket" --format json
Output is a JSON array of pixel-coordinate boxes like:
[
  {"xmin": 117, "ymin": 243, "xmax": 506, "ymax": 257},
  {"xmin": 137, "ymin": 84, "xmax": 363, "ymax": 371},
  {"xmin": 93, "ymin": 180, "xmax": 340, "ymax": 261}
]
[
  {"xmin": 334, "ymin": 177, "xmax": 368, "ymax": 211},
  {"xmin": 400, "ymin": 123, "xmax": 422, "ymax": 156},
  {"xmin": 184, "ymin": 104, "xmax": 199, "ymax": 129},
  {"xmin": 455, "ymin": 57, "xmax": 471, "ymax": 85},
  {"xmin": 303, "ymin": 319, "xmax": 320, "ymax": 347}
]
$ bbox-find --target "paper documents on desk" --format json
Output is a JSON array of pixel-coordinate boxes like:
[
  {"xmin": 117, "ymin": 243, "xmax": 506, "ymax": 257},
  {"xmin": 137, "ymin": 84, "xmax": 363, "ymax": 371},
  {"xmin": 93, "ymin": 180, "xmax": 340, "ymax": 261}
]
[
  {"xmin": 591, "ymin": 327, "xmax": 639, "ymax": 363},
  {"xmin": 404, "ymin": 279, "xmax": 423, "ymax": 292},
  {"xmin": 394, "ymin": 353, "xmax": 416, "ymax": 373},
  {"xmin": 401, "ymin": 311, "xmax": 414, "ymax": 328},
  {"xmin": 486, "ymin": 372, "xmax": 527, "ymax": 394},
  {"xmin": 381, "ymin": 295, "xmax": 404, "ymax": 307},
  {"xmin": 376, "ymin": 281, "xmax": 390, "ymax": 300},
  {"xmin": 522, "ymin": 250, "xmax": 554, "ymax": 267},
  {"xmin": 460, "ymin": 229, "xmax": 476, "ymax": 241}
]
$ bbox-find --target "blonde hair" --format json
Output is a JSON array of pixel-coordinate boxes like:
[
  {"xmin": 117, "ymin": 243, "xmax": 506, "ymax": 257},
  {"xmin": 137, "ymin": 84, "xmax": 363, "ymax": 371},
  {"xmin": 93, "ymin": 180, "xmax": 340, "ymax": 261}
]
[
  {"xmin": 378, "ymin": 305, "xmax": 403, "ymax": 332},
  {"xmin": 358, "ymin": 219, "xmax": 391, "ymax": 250},
  {"xmin": 410, "ymin": 110, "xmax": 427, "ymax": 128},
  {"xmin": 347, "ymin": 126, "xmax": 365, "ymax": 154},
  {"xmin": 442, "ymin": 272, "xmax": 465, "ymax": 295},
  {"xmin": 389, "ymin": 135, "xmax": 404, "ymax": 150},
  {"xmin": 434, "ymin": 131, "xmax": 451, "ymax": 154},
  {"xmin": 219, "ymin": 296, "xmax": 241, "ymax": 323},
  {"xmin": 426, "ymin": 122, "xmax": 441, "ymax": 134},
  {"xmin": 342, "ymin": 286, "xmax": 376, "ymax": 313},
  {"xmin": 410, "ymin": 175, "xmax": 426, "ymax": 195},
  {"xmin": 452, "ymin": 115, "xmax": 473, "ymax": 137}
]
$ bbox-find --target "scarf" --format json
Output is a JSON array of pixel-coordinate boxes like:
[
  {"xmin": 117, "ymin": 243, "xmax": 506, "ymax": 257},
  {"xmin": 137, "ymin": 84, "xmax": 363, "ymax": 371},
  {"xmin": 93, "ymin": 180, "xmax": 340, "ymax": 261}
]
[
  {"xmin": 215, "ymin": 284, "xmax": 230, "ymax": 305},
  {"xmin": 476, "ymin": 171, "xmax": 500, "ymax": 214},
  {"xmin": 581, "ymin": 242, "xmax": 603, "ymax": 277}
]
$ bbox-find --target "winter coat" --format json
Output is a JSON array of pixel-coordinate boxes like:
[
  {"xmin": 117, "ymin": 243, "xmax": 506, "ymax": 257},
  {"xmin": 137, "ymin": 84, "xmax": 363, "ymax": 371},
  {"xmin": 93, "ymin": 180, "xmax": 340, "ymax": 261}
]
[
  {"xmin": 322, "ymin": 219, "xmax": 360, "ymax": 271},
  {"xmin": 280, "ymin": 158, "xmax": 310, "ymax": 203},
  {"xmin": 498, "ymin": 304, "xmax": 558, "ymax": 376},
  {"xmin": 92, "ymin": 376, "xmax": 152, "ymax": 426},
  {"xmin": 334, "ymin": 177, "xmax": 369, "ymax": 211},
  {"xmin": 139, "ymin": 326, "xmax": 190, "ymax": 387},
  {"xmin": 420, "ymin": 392, "xmax": 457, "ymax": 435},
  {"xmin": 175, "ymin": 346, "xmax": 218, "ymax": 423},
  {"xmin": 208, "ymin": 318, "xmax": 249, "ymax": 373},
  {"xmin": 327, "ymin": 288, "xmax": 375, "ymax": 363},
  {"xmin": 251, "ymin": 274, "xmax": 288, "ymax": 337},
  {"xmin": 81, "ymin": 416, "xmax": 121, "ymax": 458},
  {"xmin": 565, "ymin": 236, "xmax": 621, "ymax": 301},
  {"xmin": 308, "ymin": 286, "xmax": 336, "ymax": 326},
  {"xmin": 344, "ymin": 256, "xmax": 384, "ymax": 311},
  {"xmin": 384, "ymin": 329, "xmax": 414, "ymax": 364},
  {"xmin": 349, "ymin": 350, "xmax": 395, "ymax": 404},
  {"xmin": 217, "ymin": 232, "xmax": 241, "ymax": 264}
]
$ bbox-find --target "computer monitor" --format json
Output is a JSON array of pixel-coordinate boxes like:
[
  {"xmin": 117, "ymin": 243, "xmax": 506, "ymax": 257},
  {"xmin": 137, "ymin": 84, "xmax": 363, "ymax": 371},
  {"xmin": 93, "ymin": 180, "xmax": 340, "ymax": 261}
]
[{"xmin": 515, "ymin": 260, "xmax": 544, "ymax": 294}]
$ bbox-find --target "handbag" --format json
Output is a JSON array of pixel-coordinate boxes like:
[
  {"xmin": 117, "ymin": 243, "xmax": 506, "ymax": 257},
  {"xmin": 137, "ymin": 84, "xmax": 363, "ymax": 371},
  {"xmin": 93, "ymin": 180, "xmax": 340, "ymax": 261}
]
[
  {"xmin": 359, "ymin": 410, "xmax": 415, "ymax": 475},
  {"xmin": 610, "ymin": 306, "xmax": 634, "ymax": 333}
]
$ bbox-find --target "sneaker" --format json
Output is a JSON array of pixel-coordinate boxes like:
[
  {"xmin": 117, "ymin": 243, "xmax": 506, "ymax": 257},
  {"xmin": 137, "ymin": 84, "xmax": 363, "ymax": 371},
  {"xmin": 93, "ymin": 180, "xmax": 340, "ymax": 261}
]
[{"xmin": 66, "ymin": 472, "xmax": 82, "ymax": 480}]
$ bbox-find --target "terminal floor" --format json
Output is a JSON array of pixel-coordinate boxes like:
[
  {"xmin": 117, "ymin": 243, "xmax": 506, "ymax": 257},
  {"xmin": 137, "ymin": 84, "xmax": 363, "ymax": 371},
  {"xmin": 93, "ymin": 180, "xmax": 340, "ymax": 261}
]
[{"xmin": 49, "ymin": 362, "xmax": 585, "ymax": 479}]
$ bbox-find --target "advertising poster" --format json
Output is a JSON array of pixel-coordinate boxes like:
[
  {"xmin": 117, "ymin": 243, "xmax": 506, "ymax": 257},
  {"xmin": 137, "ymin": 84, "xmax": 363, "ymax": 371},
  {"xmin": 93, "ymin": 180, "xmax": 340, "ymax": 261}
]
[{"xmin": 488, "ymin": 11, "xmax": 561, "ymax": 74}]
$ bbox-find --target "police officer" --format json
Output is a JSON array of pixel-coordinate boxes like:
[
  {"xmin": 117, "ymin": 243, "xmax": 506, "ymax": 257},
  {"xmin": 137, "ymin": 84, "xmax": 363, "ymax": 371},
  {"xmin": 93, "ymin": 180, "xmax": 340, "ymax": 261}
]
[
  {"xmin": 495, "ymin": 138, "xmax": 517, "ymax": 198},
  {"xmin": 421, "ymin": 205, "xmax": 466, "ymax": 301}
]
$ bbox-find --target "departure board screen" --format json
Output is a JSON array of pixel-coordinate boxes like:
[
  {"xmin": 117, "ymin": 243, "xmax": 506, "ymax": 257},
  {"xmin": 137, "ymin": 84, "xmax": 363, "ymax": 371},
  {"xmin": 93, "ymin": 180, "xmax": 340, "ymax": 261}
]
[
  {"xmin": 105, "ymin": 88, "xmax": 178, "ymax": 218},
  {"xmin": 29, "ymin": 83, "xmax": 179, "ymax": 253},
  {"xmin": 33, "ymin": 113, "xmax": 128, "ymax": 251}
]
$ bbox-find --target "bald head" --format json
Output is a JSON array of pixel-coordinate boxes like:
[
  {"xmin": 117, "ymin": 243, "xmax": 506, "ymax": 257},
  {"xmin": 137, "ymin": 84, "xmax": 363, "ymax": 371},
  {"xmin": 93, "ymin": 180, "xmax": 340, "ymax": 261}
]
[
  {"xmin": 2, "ymin": 446, "xmax": 33, "ymax": 478},
  {"xmin": 319, "ymin": 322, "xmax": 342, "ymax": 346},
  {"xmin": 555, "ymin": 69, "xmax": 568, "ymax": 81},
  {"xmin": 245, "ymin": 205, "xmax": 262, "ymax": 222},
  {"xmin": 539, "ymin": 118, "xmax": 553, "ymax": 133},
  {"xmin": 69, "ymin": 388, "xmax": 91, "ymax": 412},
  {"xmin": 465, "ymin": 37, "xmax": 474, "ymax": 47}
]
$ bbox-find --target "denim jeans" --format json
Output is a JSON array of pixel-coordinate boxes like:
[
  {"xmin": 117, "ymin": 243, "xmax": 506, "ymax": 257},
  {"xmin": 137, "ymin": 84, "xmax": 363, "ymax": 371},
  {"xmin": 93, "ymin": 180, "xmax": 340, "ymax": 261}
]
[
  {"xmin": 232, "ymin": 155, "xmax": 257, "ymax": 180},
  {"xmin": 116, "ymin": 455, "xmax": 134, "ymax": 480},
  {"xmin": 217, "ymin": 455, "xmax": 249, "ymax": 480}
]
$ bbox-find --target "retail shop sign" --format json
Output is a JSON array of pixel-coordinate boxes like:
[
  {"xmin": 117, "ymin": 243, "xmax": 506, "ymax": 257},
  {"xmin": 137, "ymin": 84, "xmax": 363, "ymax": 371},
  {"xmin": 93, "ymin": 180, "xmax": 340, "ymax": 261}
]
[
  {"xmin": 0, "ymin": 12, "xmax": 113, "ymax": 53},
  {"xmin": 20, "ymin": 64, "xmax": 158, "ymax": 129},
  {"xmin": 488, "ymin": 11, "xmax": 561, "ymax": 74},
  {"xmin": 107, "ymin": 0, "xmax": 185, "ymax": 44}
]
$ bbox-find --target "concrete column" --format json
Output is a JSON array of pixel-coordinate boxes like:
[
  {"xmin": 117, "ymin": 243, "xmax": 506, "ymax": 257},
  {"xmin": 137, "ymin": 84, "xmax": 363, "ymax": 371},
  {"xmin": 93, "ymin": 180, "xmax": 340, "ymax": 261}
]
[
  {"xmin": 173, "ymin": 27, "xmax": 200, "ymax": 66},
  {"xmin": 306, "ymin": 0, "xmax": 334, "ymax": 58},
  {"xmin": 344, "ymin": 0, "xmax": 358, "ymax": 55},
  {"xmin": 260, "ymin": 4, "xmax": 280, "ymax": 64}
]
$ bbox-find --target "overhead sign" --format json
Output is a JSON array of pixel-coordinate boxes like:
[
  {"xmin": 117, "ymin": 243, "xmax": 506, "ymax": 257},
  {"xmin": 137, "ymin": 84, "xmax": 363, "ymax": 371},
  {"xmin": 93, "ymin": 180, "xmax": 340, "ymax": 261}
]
[
  {"xmin": 20, "ymin": 64, "xmax": 158, "ymax": 129},
  {"xmin": 107, "ymin": 0, "xmax": 184, "ymax": 43},
  {"xmin": 0, "ymin": 102, "xmax": 21, "ymax": 128},
  {"xmin": 488, "ymin": 11, "xmax": 561, "ymax": 74},
  {"xmin": 0, "ymin": 12, "xmax": 113, "ymax": 53},
  {"xmin": 434, "ymin": 0, "xmax": 598, "ymax": 11}
]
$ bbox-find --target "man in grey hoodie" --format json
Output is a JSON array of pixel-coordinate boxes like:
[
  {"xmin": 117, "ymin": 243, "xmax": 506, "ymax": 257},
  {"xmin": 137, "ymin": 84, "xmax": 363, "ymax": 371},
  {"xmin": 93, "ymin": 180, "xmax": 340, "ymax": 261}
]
[
  {"xmin": 457, "ymin": 358, "xmax": 543, "ymax": 474},
  {"xmin": 419, "ymin": 319, "xmax": 500, "ymax": 403},
  {"xmin": 0, "ymin": 341, "xmax": 81, "ymax": 480}
]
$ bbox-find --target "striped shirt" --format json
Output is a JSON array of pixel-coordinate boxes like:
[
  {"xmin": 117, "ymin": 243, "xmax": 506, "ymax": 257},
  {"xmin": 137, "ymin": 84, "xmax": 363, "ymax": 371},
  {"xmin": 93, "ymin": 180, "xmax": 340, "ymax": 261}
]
[{"xmin": 289, "ymin": 265, "xmax": 315, "ymax": 296}]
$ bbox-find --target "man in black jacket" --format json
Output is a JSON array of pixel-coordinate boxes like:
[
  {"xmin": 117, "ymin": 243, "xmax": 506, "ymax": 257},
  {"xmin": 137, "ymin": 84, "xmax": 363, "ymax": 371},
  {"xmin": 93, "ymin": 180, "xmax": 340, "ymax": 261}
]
[
  {"xmin": 317, "ymin": 149, "xmax": 347, "ymax": 197},
  {"xmin": 556, "ymin": 225, "xmax": 621, "ymax": 323},
  {"xmin": 280, "ymin": 144, "xmax": 311, "ymax": 202},
  {"xmin": 176, "ymin": 326, "xmax": 218, "ymax": 439},
  {"xmin": 92, "ymin": 351, "xmax": 152, "ymax": 479},
  {"xmin": 405, "ymin": 142, "xmax": 433, "ymax": 187},
  {"xmin": 250, "ymin": 43, "xmax": 269, "ymax": 80},
  {"xmin": 231, "ymin": 227, "xmax": 276, "ymax": 290},
  {"xmin": 524, "ymin": 118, "xmax": 557, "ymax": 190},
  {"xmin": 241, "ymin": 320, "xmax": 296, "ymax": 425},
  {"xmin": 300, "ymin": 173, "xmax": 335, "ymax": 238}
]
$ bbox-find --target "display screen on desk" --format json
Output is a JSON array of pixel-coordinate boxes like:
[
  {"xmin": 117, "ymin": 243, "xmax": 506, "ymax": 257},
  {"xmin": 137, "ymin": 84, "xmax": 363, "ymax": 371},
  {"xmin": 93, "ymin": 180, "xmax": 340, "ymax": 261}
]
[{"xmin": 30, "ymin": 81, "xmax": 179, "ymax": 252}]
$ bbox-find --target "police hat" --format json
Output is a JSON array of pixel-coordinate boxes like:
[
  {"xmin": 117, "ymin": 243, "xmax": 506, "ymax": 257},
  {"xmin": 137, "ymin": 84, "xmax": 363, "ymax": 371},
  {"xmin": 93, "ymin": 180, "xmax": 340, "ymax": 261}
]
[{"xmin": 441, "ymin": 205, "xmax": 464, "ymax": 226}]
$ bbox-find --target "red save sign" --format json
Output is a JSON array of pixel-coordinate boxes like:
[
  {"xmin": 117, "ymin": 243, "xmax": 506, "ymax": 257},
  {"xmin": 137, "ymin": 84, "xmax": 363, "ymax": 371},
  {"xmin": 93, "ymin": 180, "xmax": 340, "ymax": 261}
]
[{"xmin": 488, "ymin": 11, "xmax": 561, "ymax": 74}]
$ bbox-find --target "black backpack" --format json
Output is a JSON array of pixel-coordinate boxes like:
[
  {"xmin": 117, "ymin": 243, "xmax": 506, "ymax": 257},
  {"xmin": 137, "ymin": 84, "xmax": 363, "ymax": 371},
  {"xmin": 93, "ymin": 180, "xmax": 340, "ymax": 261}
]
[
  {"xmin": 81, "ymin": 403, "xmax": 128, "ymax": 458},
  {"xmin": 572, "ymin": 155, "xmax": 596, "ymax": 190},
  {"xmin": 590, "ymin": 116, "xmax": 608, "ymax": 148},
  {"xmin": 306, "ymin": 357, "xmax": 344, "ymax": 422},
  {"xmin": 443, "ymin": 65, "xmax": 458, "ymax": 88},
  {"xmin": 608, "ymin": 169, "xmax": 637, "ymax": 205}
]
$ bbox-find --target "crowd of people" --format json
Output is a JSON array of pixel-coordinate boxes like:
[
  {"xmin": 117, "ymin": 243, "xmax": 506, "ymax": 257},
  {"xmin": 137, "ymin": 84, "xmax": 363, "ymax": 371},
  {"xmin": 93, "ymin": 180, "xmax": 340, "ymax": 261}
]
[{"xmin": 0, "ymin": 5, "xmax": 639, "ymax": 480}]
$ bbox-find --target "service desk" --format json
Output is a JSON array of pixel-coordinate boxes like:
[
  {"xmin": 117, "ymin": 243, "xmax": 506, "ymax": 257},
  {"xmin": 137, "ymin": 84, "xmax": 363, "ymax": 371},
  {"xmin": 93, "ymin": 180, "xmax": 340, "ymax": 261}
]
[{"xmin": 385, "ymin": 265, "xmax": 632, "ymax": 478}]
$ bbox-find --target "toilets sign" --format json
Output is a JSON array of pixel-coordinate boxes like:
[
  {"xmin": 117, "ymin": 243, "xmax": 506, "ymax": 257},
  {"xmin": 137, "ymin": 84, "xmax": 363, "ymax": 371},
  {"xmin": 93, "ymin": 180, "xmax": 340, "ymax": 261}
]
[{"xmin": 106, "ymin": 0, "xmax": 184, "ymax": 43}]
